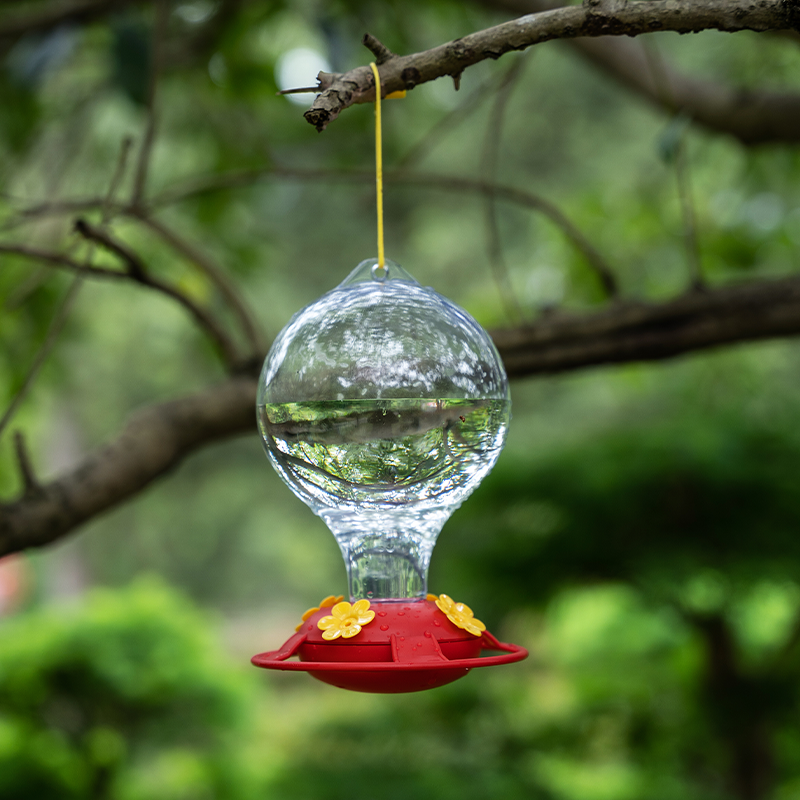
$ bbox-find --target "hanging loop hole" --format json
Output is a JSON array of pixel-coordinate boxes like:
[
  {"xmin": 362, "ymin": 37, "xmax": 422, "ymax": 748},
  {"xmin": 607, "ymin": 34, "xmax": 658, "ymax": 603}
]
[{"xmin": 371, "ymin": 262, "xmax": 389, "ymax": 281}]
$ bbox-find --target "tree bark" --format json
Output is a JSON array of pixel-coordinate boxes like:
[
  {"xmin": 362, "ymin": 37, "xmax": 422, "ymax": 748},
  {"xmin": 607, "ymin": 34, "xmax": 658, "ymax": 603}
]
[
  {"xmin": 0, "ymin": 377, "xmax": 256, "ymax": 555},
  {"xmin": 486, "ymin": 0, "xmax": 800, "ymax": 146},
  {"xmin": 304, "ymin": 0, "xmax": 800, "ymax": 130},
  {"xmin": 494, "ymin": 275, "xmax": 800, "ymax": 376}
]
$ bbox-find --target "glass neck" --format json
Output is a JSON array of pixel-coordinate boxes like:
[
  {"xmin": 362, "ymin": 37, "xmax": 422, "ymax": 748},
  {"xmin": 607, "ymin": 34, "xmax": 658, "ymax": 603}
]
[
  {"xmin": 345, "ymin": 536, "xmax": 428, "ymax": 600},
  {"xmin": 319, "ymin": 508, "xmax": 451, "ymax": 601}
]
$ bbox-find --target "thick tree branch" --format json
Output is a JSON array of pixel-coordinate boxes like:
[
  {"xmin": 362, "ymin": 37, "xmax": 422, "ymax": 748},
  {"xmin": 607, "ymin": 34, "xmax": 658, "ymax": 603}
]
[
  {"xmin": 5, "ymin": 272, "xmax": 800, "ymax": 556},
  {"xmin": 492, "ymin": 274, "xmax": 800, "ymax": 376},
  {"xmin": 0, "ymin": 376, "xmax": 257, "ymax": 555},
  {"xmin": 487, "ymin": 0, "xmax": 800, "ymax": 146},
  {"xmin": 304, "ymin": 0, "xmax": 799, "ymax": 130},
  {"xmin": 582, "ymin": 36, "xmax": 800, "ymax": 146}
]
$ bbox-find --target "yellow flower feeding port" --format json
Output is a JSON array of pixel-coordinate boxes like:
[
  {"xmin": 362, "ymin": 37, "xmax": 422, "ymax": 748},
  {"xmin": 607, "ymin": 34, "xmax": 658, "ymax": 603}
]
[{"xmin": 318, "ymin": 600, "xmax": 376, "ymax": 641}]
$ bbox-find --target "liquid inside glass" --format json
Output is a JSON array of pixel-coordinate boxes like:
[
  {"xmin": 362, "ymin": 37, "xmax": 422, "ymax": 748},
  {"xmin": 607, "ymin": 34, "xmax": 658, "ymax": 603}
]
[{"xmin": 258, "ymin": 398, "xmax": 509, "ymax": 600}]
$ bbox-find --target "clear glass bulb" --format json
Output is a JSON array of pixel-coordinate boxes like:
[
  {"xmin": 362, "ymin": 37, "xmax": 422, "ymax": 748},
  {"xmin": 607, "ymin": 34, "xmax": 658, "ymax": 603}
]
[{"xmin": 257, "ymin": 259, "xmax": 510, "ymax": 601}]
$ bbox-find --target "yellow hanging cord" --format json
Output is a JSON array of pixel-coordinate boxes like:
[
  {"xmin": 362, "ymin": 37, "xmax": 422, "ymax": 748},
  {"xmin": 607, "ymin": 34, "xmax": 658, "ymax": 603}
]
[{"xmin": 369, "ymin": 62, "xmax": 385, "ymax": 269}]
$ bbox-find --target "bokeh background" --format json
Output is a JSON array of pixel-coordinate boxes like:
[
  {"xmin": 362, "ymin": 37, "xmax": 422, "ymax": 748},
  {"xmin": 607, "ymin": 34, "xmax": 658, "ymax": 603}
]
[{"xmin": 2, "ymin": 1, "xmax": 800, "ymax": 798}]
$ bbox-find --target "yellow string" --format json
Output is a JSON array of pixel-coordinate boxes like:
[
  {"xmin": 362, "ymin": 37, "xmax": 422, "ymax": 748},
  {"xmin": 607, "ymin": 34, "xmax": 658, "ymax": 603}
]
[{"xmin": 369, "ymin": 62, "xmax": 385, "ymax": 269}]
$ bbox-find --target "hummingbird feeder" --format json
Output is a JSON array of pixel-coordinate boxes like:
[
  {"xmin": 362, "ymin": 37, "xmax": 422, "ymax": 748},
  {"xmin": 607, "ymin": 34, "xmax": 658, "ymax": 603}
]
[
  {"xmin": 250, "ymin": 63, "xmax": 527, "ymax": 693},
  {"xmin": 251, "ymin": 258, "xmax": 527, "ymax": 692}
]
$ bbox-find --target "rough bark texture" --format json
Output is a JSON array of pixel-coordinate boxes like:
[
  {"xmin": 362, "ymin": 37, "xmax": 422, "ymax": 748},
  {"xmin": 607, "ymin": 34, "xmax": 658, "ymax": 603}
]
[
  {"xmin": 493, "ymin": 275, "xmax": 800, "ymax": 376},
  {"xmin": 0, "ymin": 377, "xmax": 257, "ymax": 556},
  {"xmin": 489, "ymin": 0, "xmax": 800, "ymax": 145},
  {"xmin": 305, "ymin": 0, "xmax": 799, "ymax": 131},
  {"xmin": 4, "ymin": 275, "xmax": 800, "ymax": 557}
]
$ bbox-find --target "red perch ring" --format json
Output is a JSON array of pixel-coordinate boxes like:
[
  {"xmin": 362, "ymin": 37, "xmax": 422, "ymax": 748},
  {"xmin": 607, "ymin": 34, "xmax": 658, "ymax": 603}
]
[{"xmin": 251, "ymin": 598, "xmax": 528, "ymax": 693}]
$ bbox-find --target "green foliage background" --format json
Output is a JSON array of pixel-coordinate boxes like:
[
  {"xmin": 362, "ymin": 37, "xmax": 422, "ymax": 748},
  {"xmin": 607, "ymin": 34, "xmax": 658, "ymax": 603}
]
[{"xmin": 2, "ymin": 1, "xmax": 800, "ymax": 798}]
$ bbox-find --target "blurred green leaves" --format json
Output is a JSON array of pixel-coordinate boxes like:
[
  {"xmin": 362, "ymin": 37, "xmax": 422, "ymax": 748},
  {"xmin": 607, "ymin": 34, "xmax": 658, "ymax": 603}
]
[{"xmin": 0, "ymin": 578, "xmax": 262, "ymax": 800}]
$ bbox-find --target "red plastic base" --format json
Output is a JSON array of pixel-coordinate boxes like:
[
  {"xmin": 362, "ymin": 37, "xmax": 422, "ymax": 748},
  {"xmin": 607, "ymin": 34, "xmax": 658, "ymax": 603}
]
[{"xmin": 251, "ymin": 599, "xmax": 528, "ymax": 693}]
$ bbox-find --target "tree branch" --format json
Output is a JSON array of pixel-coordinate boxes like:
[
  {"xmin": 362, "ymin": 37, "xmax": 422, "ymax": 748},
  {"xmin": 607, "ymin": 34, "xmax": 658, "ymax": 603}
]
[
  {"xmin": 643, "ymin": 43, "xmax": 706, "ymax": 290},
  {"xmin": 585, "ymin": 37, "xmax": 800, "ymax": 146},
  {"xmin": 0, "ymin": 376, "xmax": 257, "ymax": 555},
  {"xmin": 5, "ymin": 272, "xmax": 800, "ymax": 556},
  {"xmin": 397, "ymin": 67, "xmax": 507, "ymax": 168},
  {"xmin": 73, "ymin": 219, "xmax": 243, "ymax": 368},
  {"xmin": 0, "ymin": 243, "xmax": 124, "ymax": 278},
  {"xmin": 492, "ymin": 274, "xmax": 800, "ymax": 376},
  {"xmin": 0, "ymin": 138, "xmax": 132, "ymax": 440},
  {"xmin": 133, "ymin": 213, "xmax": 266, "ymax": 359},
  {"xmin": 304, "ymin": 0, "xmax": 798, "ymax": 131},
  {"xmin": 1, "ymin": 228, "xmax": 243, "ymax": 369},
  {"xmin": 390, "ymin": 172, "xmax": 617, "ymax": 297},
  {"xmin": 362, "ymin": 33, "xmax": 394, "ymax": 65},
  {"xmin": 13, "ymin": 431, "xmax": 41, "ymax": 497},
  {"xmin": 1, "ymin": 199, "xmax": 114, "ymax": 232},
  {"xmin": 686, "ymin": 612, "xmax": 775, "ymax": 800},
  {"xmin": 486, "ymin": 0, "xmax": 800, "ymax": 146},
  {"xmin": 673, "ymin": 127, "xmax": 705, "ymax": 290}
]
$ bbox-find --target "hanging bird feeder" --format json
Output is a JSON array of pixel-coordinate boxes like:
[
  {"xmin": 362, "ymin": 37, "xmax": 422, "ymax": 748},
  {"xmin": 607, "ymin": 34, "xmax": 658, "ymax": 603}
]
[{"xmin": 251, "ymin": 64, "xmax": 527, "ymax": 693}]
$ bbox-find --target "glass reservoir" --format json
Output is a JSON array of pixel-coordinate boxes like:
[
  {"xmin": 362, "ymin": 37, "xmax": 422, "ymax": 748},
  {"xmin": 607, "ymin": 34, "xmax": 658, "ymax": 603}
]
[{"xmin": 257, "ymin": 259, "xmax": 510, "ymax": 601}]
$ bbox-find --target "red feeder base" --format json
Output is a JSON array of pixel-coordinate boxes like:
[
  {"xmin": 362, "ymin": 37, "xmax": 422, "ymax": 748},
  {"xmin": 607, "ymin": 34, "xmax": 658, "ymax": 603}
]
[{"xmin": 251, "ymin": 598, "xmax": 528, "ymax": 693}]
